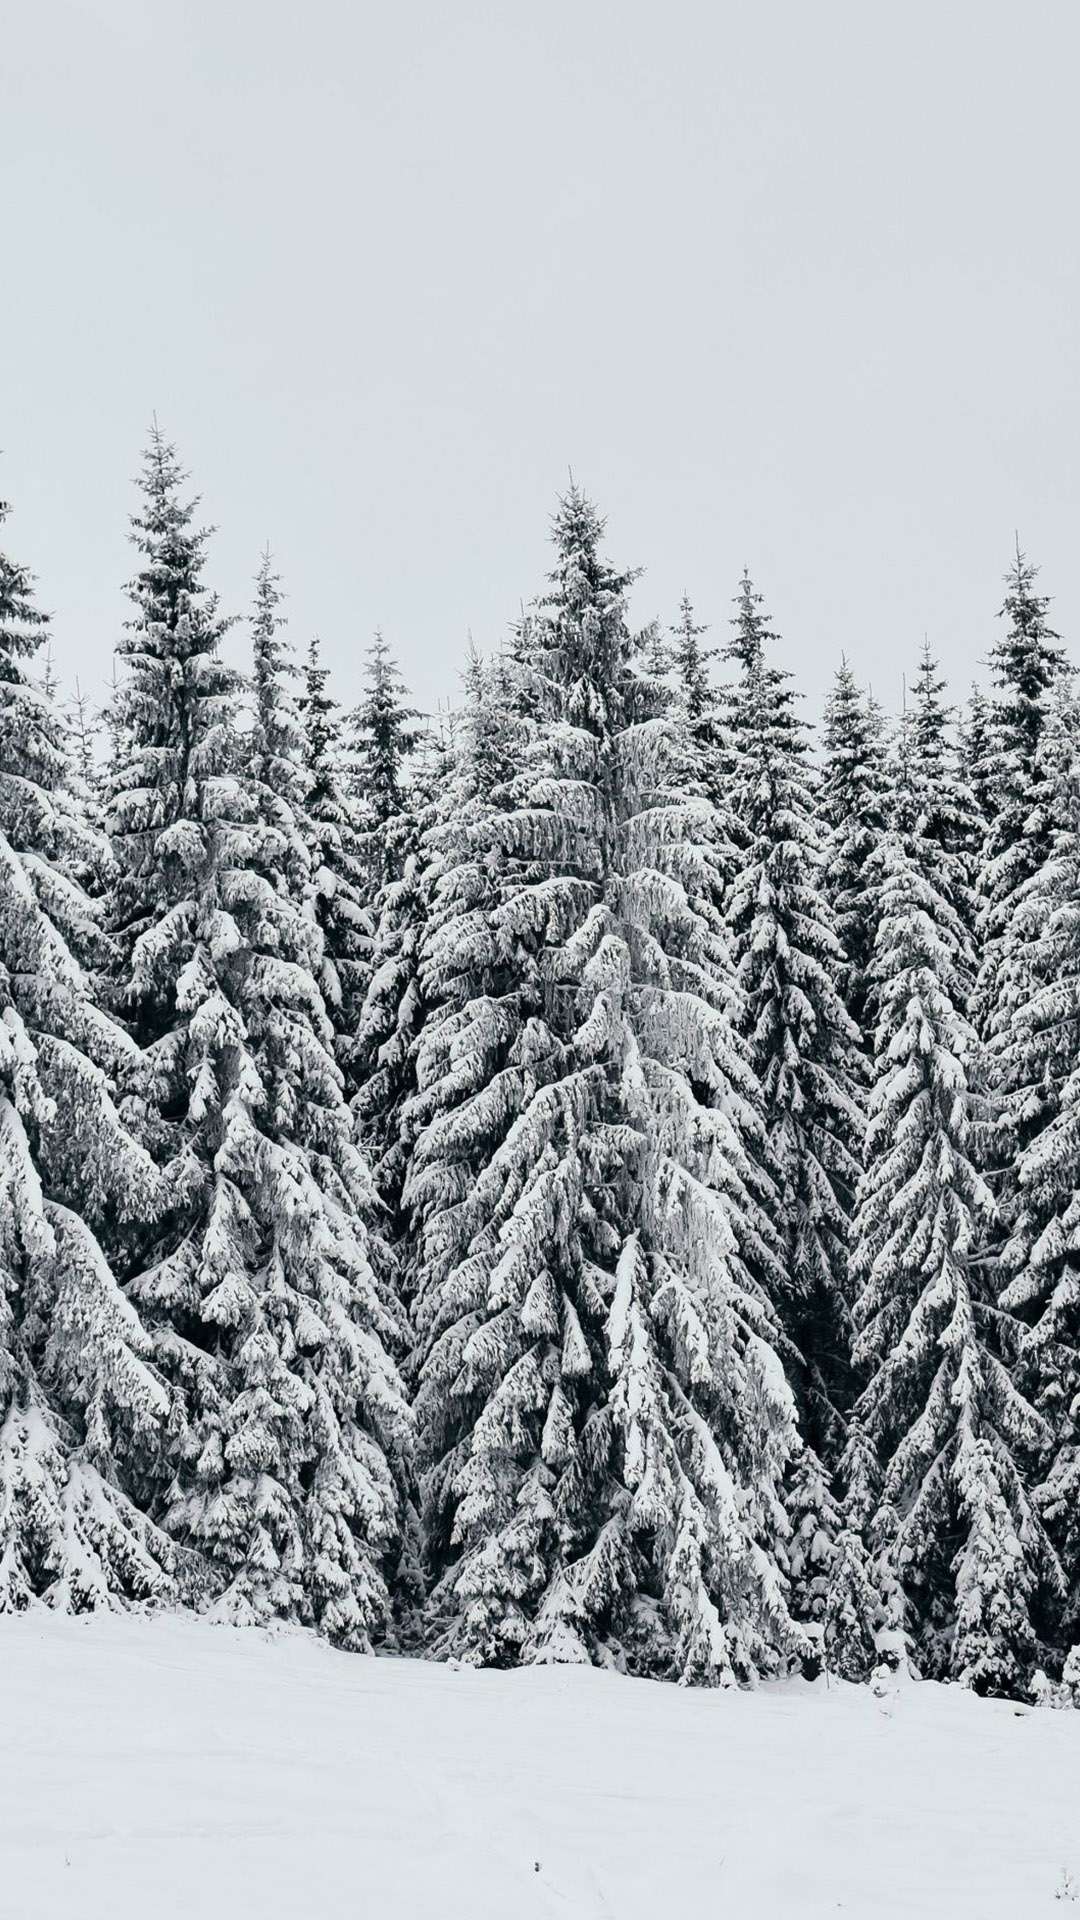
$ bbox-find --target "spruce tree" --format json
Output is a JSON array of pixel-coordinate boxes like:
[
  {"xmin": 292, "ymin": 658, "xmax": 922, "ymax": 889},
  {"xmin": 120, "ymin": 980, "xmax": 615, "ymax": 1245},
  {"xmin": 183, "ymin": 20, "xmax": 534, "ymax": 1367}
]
[
  {"xmin": 904, "ymin": 643, "xmax": 984, "ymax": 936},
  {"xmin": 818, "ymin": 660, "xmax": 889, "ymax": 1037},
  {"xmin": 667, "ymin": 593, "xmax": 743, "ymax": 901},
  {"xmin": 992, "ymin": 691, "xmax": 1080, "ymax": 1635},
  {"xmin": 349, "ymin": 638, "xmax": 434, "ymax": 1227},
  {"xmin": 723, "ymin": 574, "xmax": 865, "ymax": 1464},
  {"xmin": 973, "ymin": 546, "xmax": 1068, "ymax": 1041},
  {"xmin": 0, "ymin": 492, "xmax": 173, "ymax": 1611},
  {"xmin": 299, "ymin": 635, "xmax": 372, "ymax": 1100},
  {"xmin": 350, "ymin": 629, "xmax": 421, "ymax": 888},
  {"xmin": 108, "ymin": 434, "xmax": 411, "ymax": 1647},
  {"xmin": 960, "ymin": 684, "xmax": 998, "ymax": 831},
  {"xmin": 852, "ymin": 822, "xmax": 1061, "ymax": 1691},
  {"xmin": 409, "ymin": 493, "xmax": 805, "ymax": 1683}
]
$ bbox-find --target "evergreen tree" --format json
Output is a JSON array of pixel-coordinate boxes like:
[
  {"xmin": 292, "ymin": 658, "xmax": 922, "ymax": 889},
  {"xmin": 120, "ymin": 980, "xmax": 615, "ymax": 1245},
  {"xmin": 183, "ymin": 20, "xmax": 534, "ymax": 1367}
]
[
  {"xmin": 409, "ymin": 494, "xmax": 806, "ymax": 1684},
  {"xmin": 818, "ymin": 660, "xmax": 889, "ymax": 1036},
  {"xmin": 351, "ymin": 793, "xmax": 435, "ymax": 1232},
  {"xmin": 852, "ymin": 824, "xmax": 1061, "ymax": 1691},
  {"xmin": 108, "ymin": 434, "xmax": 411, "ymax": 1647},
  {"xmin": 667, "ymin": 593, "xmax": 743, "ymax": 901},
  {"xmin": 669, "ymin": 594, "xmax": 712, "ymax": 724},
  {"xmin": 823, "ymin": 1526, "xmax": 881, "ymax": 1682},
  {"xmin": 960, "ymin": 684, "xmax": 998, "ymax": 830},
  {"xmin": 350, "ymin": 630, "xmax": 421, "ymax": 888},
  {"xmin": 299, "ymin": 635, "xmax": 372, "ymax": 1100},
  {"xmin": 904, "ymin": 643, "xmax": 983, "ymax": 934},
  {"xmin": 0, "ymin": 492, "xmax": 173, "ymax": 1611},
  {"xmin": 349, "ymin": 638, "xmax": 435, "ymax": 1226},
  {"xmin": 991, "ymin": 691, "xmax": 1080, "ymax": 1635},
  {"xmin": 69, "ymin": 679, "xmax": 98, "ymax": 793},
  {"xmin": 973, "ymin": 546, "xmax": 1068, "ymax": 1040},
  {"xmin": 724, "ymin": 574, "xmax": 865, "ymax": 1463},
  {"xmin": 403, "ymin": 644, "xmax": 528, "ymax": 1502},
  {"xmin": 249, "ymin": 550, "xmax": 308, "ymax": 837}
]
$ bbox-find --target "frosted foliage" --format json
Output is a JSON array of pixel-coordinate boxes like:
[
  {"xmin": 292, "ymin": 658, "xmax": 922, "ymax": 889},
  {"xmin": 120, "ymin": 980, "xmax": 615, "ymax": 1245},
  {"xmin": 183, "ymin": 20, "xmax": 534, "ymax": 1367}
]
[
  {"xmin": 110, "ymin": 436, "xmax": 411, "ymax": 1648},
  {"xmin": 724, "ymin": 574, "xmax": 865, "ymax": 1461},
  {"xmin": 0, "ymin": 495, "xmax": 174, "ymax": 1612},
  {"xmin": 986, "ymin": 695, "xmax": 1080, "ymax": 1623},
  {"xmin": 818, "ymin": 661, "xmax": 889, "ymax": 1036},
  {"xmin": 853, "ymin": 829, "xmax": 1061, "ymax": 1691},
  {"xmin": 973, "ymin": 547, "xmax": 1068, "ymax": 1043},
  {"xmin": 408, "ymin": 493, "xmax": 805, "ymax": 1684},
  {"xmin": 299, "ymin": 635, "xmax": 373, "ymax": 1097}
]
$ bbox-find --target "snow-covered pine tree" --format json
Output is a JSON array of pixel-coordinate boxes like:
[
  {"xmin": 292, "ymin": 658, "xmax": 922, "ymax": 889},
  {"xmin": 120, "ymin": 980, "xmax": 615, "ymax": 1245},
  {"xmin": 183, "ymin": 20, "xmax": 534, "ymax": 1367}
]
[
  {"xmin": 108, "ymin": 434, "xmax": 411, "ymax": 1647},
  {"xmin": 669, "ymin": 595, "xmax": 712, "ymax": 729},
  {"xmin": 852, "ymin": 819, "xmax": 1061, "ymax": 1692},
  {"xmin": 403, "ymin": 644, "xmax": 531, "ymax": 1501},
  {"xmin": 990, "ymin": 690, "xmax": 1080, "ymax": 1637},
  {"xmin": 972, "ymin": 546, "xmax": 1068, "ymax": 1042},
  {"xmin": 349, "ymin": 638, "xmax": 436, "ymax": 1230},
  {"xmin": 351, "ymin": 815, "xmax": 433, "ymax": 1235},
  {"xmin": 0, "ymin": 490, "xmax": 174, "ymax": 1612},
  {"xmin": 350, "ymin": 629, "xmax": 422, "ymax": 889},
  {"xmin": 818, "ymin": 660, "xmax": 889, "ymax": 1038},
  {"xmin": 904, "ymin": 643, "xmax": 984, "ymax": 937},
  {"xmin": 299, "ymin": 634, "xmax": 373, "ymax": 1100},
  {"xmin": 410, "ymin": 492, "xmax": 805, "ymax": 1686},
  {"xmin": 723, "ymin": 574, "xmax": 865, "ymax": 1466},
  {"xmin": 960, "ymin": 684, "xmax": 998, "ymax": 833},
  {"xmin": 666, "ymin": 593, "xmax": 744, "ymax": 905},
  {"xmin": 249, "ymin": 549, "xmax": 309, "ymax": 861},
  {"xmin": 69, "ymin": 679, "xmax": 98, "ymax": 794}
]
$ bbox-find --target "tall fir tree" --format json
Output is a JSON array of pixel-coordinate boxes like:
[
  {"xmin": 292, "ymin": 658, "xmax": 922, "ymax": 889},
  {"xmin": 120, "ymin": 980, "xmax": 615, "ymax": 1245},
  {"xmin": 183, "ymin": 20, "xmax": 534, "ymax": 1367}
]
[
  {"xmin": 960, "ymin": 684, "xmax": 998, "ymax": 832},
  {"xmin": 973, "ymin": 546, "xmax": 1068, "ymax": 1042},
  {"xmin": 108, "ymin": 434, "xmax": 411, "ymax": 1647},
  {"xmin": 852, "ymin": 818, "xmax": 1061, "ymax": 1692},
  {"xmin": 349, "ymin": 637, "xmax": 433, "ymax": 1229},
  {"xmin": 299, "ymin": 635, "xmax": 373, "ymax": 1100},
  {"xmin": 904, "ymin": 643, "xmax": 984, "ymax": 935},
  {"xmin": 990, "ymin": 690, "xmax": 1080, "ymax": 1638},
  {"xmin": 723, "ymin": 575, "xmax": 866, "ymax": 1466},
  {"xmin": 818, "ymin": 660, "xmax": 889, "ymax": 1038},
  {"xmin": 0, "ymin": 492, "xmax": 174, "ymax": 1611},
  {"xmin": 973, "ymin": 554, "xmax": 1072, "ymax": 1554},
  {"xmin": 667, "ymin": 593, "xmax": 743, "ymax": 902},
  {"xmin": 249, "ymin": 550, "xmax": 308, "ymax": 844},
  {"xmin": 408, "ymin": 494, "xmax": 806, "ymax": 1684},
  {"xmin": 350, "ymin": 629, "xmax": 422, "ymax": 889}
]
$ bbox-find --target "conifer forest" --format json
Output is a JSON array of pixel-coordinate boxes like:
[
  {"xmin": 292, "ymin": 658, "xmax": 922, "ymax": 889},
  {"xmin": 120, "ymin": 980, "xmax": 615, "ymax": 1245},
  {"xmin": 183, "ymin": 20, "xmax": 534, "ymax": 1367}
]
[{"xmin": 6, "ymin": 431, "xmax": 1080, "ymax": 1712}]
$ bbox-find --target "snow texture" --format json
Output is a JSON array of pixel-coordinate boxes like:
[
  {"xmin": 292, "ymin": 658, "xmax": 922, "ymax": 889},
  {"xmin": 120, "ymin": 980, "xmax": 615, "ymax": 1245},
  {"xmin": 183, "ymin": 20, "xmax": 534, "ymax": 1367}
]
[{"xmin": 1, "ymin": 1610, "xmax": 1078, "ymax": 1920}]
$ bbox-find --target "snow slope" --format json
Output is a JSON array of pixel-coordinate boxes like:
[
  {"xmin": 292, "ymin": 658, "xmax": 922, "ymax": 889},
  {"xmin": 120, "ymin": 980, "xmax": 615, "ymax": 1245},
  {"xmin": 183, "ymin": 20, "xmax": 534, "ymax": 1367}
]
[{"xmin": 1, "ymin": 1613, "xmax": 1078, "ymax": 1919}]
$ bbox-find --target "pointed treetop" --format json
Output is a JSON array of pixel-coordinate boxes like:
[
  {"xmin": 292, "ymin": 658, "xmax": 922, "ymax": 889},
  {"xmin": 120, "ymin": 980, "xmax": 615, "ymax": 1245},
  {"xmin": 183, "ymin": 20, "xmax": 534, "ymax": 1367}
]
[
  {"xmin": 670, "ymin": 593, "xmax": 713, "ymax": 722},
  {"xmin": 0, "ymin": 496, "xmax": 50, "ymax": 671}
]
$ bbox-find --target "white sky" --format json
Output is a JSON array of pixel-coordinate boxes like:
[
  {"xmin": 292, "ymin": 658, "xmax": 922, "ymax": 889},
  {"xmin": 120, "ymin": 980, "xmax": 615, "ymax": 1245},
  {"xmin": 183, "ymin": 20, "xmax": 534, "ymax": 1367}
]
[{"xmin": 4, "ymin": 0, "xmax": 1079, "ymax": 726}]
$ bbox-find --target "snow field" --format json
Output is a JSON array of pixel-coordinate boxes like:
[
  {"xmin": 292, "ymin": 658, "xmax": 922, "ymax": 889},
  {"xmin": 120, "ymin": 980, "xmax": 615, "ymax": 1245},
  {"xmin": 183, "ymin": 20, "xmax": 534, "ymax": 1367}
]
[{"xmin": 1, "ymin": 1611, "xmax": 1078, "ymax": 1919}]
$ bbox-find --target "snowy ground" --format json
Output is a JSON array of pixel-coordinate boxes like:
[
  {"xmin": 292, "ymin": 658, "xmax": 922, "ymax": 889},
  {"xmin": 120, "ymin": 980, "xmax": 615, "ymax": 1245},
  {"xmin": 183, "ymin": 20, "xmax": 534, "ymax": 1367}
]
[{"xmin": 1, "ymin": 1613, "xmax": 1078, "ymax": 1919}]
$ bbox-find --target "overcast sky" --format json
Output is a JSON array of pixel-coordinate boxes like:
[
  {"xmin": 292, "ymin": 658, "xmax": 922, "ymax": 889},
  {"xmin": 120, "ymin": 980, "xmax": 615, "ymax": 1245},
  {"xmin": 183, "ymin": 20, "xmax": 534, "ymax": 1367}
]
[{"xmin": 4, "ymin": 0, "xmax": 1079, "ymax": 729}]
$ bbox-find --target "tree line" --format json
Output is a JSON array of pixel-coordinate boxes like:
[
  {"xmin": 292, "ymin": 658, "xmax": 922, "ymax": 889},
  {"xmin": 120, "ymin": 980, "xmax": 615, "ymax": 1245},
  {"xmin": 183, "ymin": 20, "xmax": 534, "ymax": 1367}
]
[{"xmin": 1, "ymin": 429, "xmax": 1078, "ymax": 1703}]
